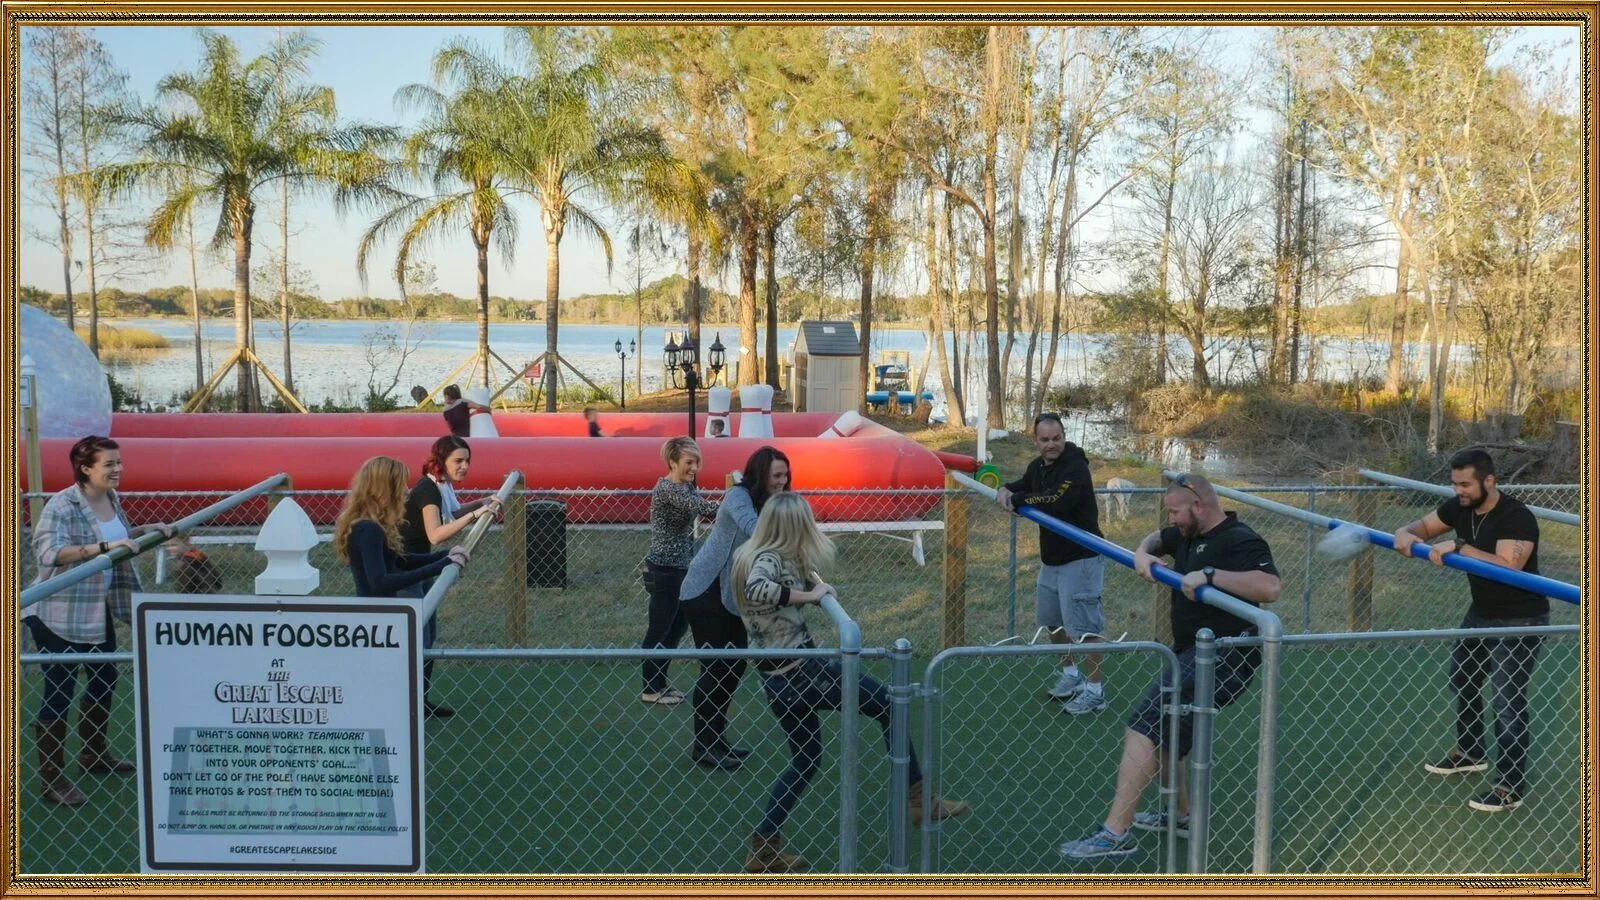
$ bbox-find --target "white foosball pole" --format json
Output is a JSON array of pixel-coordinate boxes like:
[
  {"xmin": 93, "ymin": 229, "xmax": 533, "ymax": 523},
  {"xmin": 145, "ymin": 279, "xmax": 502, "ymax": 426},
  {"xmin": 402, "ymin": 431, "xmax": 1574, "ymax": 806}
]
[{"xmin": 465, "ymin": 387, "xmax": 499, "ymax": 438}]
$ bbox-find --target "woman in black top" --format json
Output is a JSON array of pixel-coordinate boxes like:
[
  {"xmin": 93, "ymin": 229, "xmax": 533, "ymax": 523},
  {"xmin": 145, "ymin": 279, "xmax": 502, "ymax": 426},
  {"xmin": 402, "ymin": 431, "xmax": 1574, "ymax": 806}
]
[
  {"xmin": 333, "ymin": 456, "xmax": 471, "ymax": 709},
  {"xmin": 639, "ymin": 436, "xmax": 718, "ymax": 706},
  {"xmin": 398, "ymin": 436, "xmax": 500, "ymax": 718}
]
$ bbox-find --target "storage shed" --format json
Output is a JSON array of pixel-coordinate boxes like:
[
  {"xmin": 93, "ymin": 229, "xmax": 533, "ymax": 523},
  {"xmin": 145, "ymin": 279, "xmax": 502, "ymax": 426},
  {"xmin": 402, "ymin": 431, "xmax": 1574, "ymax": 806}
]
[{"xmin": 793, "ymin": 321, "xmax": 862, "ymax": 413}]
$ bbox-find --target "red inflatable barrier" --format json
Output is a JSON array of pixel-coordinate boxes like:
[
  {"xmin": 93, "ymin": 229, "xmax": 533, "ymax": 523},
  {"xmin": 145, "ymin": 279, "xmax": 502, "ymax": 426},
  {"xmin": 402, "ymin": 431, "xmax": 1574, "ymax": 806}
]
[
  {"xmin": 933, "ymin": 450, "xmax": 979, "ymax": 473},
  {"xmin": 31, "ymin": 414, "xmax": 946, "ymax": 526}
]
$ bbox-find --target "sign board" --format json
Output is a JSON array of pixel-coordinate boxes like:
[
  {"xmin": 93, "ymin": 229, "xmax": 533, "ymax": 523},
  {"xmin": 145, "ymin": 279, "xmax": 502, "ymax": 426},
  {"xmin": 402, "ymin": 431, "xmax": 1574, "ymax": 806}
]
[{"xmin": 134, "ymin": 595, "xmax": 423, "ymax": 873}]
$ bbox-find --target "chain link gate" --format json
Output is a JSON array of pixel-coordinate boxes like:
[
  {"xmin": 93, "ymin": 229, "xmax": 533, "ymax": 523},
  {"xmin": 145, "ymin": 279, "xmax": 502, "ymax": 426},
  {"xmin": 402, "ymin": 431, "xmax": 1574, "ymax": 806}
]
[{"xmin": 1196, "ymin": 625, "xmax": 1581, "ymax": 875}]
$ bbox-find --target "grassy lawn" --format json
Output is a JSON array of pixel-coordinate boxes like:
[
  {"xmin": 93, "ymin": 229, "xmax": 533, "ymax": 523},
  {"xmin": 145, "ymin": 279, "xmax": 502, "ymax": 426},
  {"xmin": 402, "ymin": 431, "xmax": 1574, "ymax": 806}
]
[{"xmin": 17, "ymin": 633, "xmax": 1581, "ymax": 876}]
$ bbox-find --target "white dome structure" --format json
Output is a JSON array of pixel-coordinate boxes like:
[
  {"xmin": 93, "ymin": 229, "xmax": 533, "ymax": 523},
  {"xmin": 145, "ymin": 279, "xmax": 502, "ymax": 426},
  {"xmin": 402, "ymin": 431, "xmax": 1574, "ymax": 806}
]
[{"xmin": 19, "ymin": 304, "xmax": 113, "ymax": 438}]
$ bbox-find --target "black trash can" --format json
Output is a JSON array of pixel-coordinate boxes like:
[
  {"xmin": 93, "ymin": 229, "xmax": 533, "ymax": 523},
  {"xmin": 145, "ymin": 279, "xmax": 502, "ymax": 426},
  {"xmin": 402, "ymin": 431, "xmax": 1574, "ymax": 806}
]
[{"xmin": 524, "ymin": 499, "xmax": 567, "ymax": 588}]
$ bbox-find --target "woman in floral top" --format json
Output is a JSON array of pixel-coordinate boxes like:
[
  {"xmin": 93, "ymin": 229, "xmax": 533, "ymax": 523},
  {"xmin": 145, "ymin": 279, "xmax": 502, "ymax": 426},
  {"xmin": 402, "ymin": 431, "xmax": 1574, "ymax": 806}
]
[
  {"xmin": 26, "ymin": 435, "xmax": 173, "ymax": 807},
  {"xmin": 731, "ymin": 492, "xmax": 968, "ymax": 873},
  {"xmin": 639, "ymin": 437, "xmax": 718, "ymax": 705}
]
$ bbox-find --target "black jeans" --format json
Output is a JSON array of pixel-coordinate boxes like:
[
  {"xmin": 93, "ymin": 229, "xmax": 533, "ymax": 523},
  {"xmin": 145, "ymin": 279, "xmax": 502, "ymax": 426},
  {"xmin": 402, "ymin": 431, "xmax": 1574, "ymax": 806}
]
[
  {"xmin": 756, "ymin": 658, "xmax": 921, "ymax": 835},
  {"xmin": 1450, "ymin": 612, "xmax": 1547, "ymax": 793},
  {"xmin": 25, "ymin": 615, "xmax": 117, "ymax": 721},
  {"xmin": 682, "ymin": 580, "xmax": 747, "ymax": 750},
  {"xmin": 641, "ymin": 564, "xmax": 690, "ymax": 693}
]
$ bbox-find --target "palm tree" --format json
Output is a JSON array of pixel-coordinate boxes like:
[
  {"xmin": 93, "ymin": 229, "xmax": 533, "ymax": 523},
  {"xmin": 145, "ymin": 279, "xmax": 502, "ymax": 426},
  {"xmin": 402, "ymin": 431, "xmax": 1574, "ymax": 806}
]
[
  {"xmin": 96, "ymin": 29, "xmax": 394, "ymax": 411},
  {"xmin": 357, "ymin": 55, "xmax": 521, "ymax": 392},
  {"xmin": 440, "ymin": 26, "xmax": 681, "ymax": 411}
]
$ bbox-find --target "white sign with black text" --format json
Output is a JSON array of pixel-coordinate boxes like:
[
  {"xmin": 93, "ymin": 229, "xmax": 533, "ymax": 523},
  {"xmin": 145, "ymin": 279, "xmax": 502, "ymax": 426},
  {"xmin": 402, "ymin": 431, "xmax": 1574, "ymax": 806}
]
[{"xmin": 134, "ymin": 595, "xmax": 423, "ymax": 873}]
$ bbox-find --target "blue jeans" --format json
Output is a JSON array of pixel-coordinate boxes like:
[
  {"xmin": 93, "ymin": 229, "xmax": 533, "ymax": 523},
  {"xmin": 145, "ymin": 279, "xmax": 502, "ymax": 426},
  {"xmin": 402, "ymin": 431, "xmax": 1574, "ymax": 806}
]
[
  {"xmin": 1450, "ymin": 612, "xmax": 1547, "ymax": 793},
  {"xmin": 25, "ymin": 616, "xmax": 117, "ymax": 721},
  {"xmin": 756, "ymin": 658, "xmax": 920, "ymax": 835}
]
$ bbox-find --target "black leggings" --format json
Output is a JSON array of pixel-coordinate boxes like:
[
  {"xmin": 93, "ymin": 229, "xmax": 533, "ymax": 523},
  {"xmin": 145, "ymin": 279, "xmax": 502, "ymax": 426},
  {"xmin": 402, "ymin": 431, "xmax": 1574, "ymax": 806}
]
[
  {"xmin": 641, "ymin": 564, "xmax": 690, "ymax": 693},
  {"xmin": 26, "ymin": 616, "xmax": 117, "ymax": 721},
  {"xmin": 682, "ymin": 581, "xmax": 748, "ymax": 750}
]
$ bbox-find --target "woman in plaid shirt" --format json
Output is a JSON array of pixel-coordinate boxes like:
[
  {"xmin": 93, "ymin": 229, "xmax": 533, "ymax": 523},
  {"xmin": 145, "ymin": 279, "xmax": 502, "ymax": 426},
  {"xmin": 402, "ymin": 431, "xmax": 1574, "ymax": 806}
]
[{"xmin": 26, "ymin": 436, "xmax": 173, "ymax": 807}]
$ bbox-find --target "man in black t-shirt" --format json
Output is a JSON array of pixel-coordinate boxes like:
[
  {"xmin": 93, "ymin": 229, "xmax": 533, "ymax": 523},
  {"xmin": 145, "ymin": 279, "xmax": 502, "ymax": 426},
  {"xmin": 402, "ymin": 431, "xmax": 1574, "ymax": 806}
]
[
  {"xmin": 996, "ymin": 412, "xmax": 1110, "ymax": 714},
  {"xmin": 1061, "ymin": 472, "xmax": 1280, "ymax": 860},
  {"xmin": 1394, "ymin": 448, "xmax": 1546, "ymax": 814}
]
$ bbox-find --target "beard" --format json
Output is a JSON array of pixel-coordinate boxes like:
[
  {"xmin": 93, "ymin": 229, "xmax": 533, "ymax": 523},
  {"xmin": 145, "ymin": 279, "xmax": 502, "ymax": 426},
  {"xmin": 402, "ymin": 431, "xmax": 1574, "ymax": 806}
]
[{"xmin": 1462, "ymin": 480, "xmax": 1489, "ymax": 510}]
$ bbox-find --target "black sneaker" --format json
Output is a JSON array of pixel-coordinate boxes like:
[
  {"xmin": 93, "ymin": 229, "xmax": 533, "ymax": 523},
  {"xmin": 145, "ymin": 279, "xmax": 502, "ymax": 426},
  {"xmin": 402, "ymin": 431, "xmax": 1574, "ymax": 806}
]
[
  {"xmin": 1467, "ymin": 786, "xmax": 1522, "ymax": 812},
  {"xmin": 1423, "ymin": 750, "xmax": 1488, "ymax": 775}
]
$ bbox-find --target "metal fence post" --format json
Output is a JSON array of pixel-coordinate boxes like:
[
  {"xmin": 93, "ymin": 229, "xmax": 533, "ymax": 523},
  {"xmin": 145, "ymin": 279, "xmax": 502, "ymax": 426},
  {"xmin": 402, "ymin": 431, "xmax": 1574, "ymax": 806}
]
[
  {"xmin": 887, "ymin": 638, "xmax": 913, "ymax": 873},
  {"xmin": 820, "ymin": 595, "xmax": 862, "ymax": 874},
  {"xmin": 942, "ymin": 472, "xmax": 968, "ymax": 649},
  {"xmin": 1187, "ymin": 628, "xmax": 1218, "ymax": 874},
  {"xmin": 1006, "ymin": 515, "xmax": 1018, "ymax": 639},
  {"xmin": 1253, "ymin": 621, "xmax": 1284, "ymax": 874},
  {"xmin": 918, "ymin": 675, "xmax": 941, "ymax": 873}
]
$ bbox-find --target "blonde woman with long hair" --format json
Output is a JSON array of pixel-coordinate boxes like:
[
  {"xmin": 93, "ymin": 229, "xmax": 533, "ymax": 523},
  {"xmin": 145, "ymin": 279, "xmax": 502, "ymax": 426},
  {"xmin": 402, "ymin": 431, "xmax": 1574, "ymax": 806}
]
[
  {"xmin": 731, "ymin": 493, "xmax": 968, "ymax": 873},
  {"xmin": 334, "ymin": 456, "xmax": 470, "ymax": 598}
]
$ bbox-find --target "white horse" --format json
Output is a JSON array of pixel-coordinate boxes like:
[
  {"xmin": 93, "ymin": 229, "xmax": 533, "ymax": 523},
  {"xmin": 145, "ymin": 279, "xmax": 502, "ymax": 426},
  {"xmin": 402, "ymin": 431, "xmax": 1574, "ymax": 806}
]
[{"xmin": 1104, "ymin": 477, "xmax": 1135, "ymax": 521}]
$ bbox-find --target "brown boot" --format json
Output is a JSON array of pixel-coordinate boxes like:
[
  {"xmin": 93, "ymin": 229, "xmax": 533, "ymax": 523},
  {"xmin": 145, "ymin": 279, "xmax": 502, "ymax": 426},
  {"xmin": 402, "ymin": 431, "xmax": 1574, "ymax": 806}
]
[
  {"xmin": 909, "ymin": 780, "xmax": 970, "ymax": 826},
  {"xmin": 78, "ymin": 702, "xmax": 135, "ymax": 775},
  {"xmin": 743, "ymin": 831, "xmax": 807, "ymax": 873},
  {"xmin": 35, "ymin": 722, "xmax": 86, "ymax": 807}
]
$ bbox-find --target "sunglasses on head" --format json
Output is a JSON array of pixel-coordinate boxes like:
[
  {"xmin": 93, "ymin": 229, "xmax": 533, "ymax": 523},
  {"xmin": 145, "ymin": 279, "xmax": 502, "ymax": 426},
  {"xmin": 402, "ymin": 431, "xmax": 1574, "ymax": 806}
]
[
  {"xmin": 1172, "ymin": 472, "xmax": 1202, "ymax": 498},
  {"xmin": 1033, "ymin": 412, "xmax": 1062, "ymax": 426}
]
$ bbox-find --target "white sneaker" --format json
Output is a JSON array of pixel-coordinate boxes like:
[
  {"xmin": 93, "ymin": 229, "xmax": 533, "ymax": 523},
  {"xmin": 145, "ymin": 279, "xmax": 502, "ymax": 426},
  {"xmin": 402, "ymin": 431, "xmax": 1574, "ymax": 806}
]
[
  {"xmin": 1047, "ymin": 669, "xmax": 1084, "ymax": 699},
  {"xmin": 1131, "ymin": 809, "xmax": 1190, "ymax": 838},
  {"xmin": 1063, "ymin": 688, "xmax": 1107, "ymax": 715}
]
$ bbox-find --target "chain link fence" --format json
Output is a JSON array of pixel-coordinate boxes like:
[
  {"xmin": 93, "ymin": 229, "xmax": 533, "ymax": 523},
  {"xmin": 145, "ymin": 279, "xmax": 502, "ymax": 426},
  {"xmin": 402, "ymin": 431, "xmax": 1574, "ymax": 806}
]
[
  {"xmin": 12, "ymin": 479, "xmax": 1583, "ymax": 877},
  {"xmin": 1203, "ymin": 626, "xmax": 1581, "ymax": 875}
]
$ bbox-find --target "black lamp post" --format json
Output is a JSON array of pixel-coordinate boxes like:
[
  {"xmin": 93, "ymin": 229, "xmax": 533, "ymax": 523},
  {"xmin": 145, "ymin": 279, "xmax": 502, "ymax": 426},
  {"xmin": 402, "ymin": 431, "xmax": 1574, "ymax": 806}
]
[
  {"xmin": 663, "ymin": 332, "xmax": 697, "ymax": 436},
  {"xmin": 614, "ymin": 338, "xmax": 634, "ymax": 409},
  {"xmin": 708, "ymin": 332, "xmax": 727, "ymax": 386}
]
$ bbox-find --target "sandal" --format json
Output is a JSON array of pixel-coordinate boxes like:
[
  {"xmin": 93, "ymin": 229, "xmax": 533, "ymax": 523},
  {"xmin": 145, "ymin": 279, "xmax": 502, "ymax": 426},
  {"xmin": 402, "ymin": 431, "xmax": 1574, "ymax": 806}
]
[{"xmin": 640, "ymin": 688, "xmax": 686, "ymax": 706}]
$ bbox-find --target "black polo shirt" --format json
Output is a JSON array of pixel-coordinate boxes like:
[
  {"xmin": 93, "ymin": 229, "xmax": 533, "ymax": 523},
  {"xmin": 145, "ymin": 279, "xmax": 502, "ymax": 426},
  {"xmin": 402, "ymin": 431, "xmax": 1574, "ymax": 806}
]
[
  {"xmin": 1434, "ymin": 494, "xmax": 1546, "ymax": 619},
  {"xmin": 1159, "ymin": 512, "xmax": 1278, "ymax": 652}
]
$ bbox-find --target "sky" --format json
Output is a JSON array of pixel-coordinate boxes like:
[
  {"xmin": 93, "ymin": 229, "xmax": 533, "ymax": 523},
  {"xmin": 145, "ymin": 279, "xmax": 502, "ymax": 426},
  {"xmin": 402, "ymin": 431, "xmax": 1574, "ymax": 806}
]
[{"xmin": 15, "ymin": 22, "xmax": 1581, "ymax": 305}]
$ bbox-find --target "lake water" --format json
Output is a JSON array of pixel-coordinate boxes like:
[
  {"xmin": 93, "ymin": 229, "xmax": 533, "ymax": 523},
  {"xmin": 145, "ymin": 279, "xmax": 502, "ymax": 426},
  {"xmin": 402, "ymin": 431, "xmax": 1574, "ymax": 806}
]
[{"xmin": 93, "ymin": 316, "xmax": 1463, "ymax": 476}]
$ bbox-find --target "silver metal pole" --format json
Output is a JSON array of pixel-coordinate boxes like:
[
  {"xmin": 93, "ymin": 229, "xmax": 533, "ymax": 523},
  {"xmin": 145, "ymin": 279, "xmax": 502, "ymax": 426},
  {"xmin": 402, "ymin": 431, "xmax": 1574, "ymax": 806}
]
[
  {"xmin": 887, "ymin": 638, "xmax": 913, "ymax": 873},
  {"xmin": 421, "ymin": 470, "xmax": 524, "ymax": 623},
  {"xmin": 1359, "ymin": 467, "xmax": 1578, "ymax": 526},
  {"xmin": 1252, "ymin": 622, "xmax": 1283, "ymax": 874},
  {"xmin": 21, "ymin": 472, "xmax": 291, "ymax": 609},
  {"xmin": 820, "ymin": 592, "xmax": 862, "ymax": 873},
  {"xmin": 1187, "ymin": 629, "xmax": 1217, "ymax": 874}
]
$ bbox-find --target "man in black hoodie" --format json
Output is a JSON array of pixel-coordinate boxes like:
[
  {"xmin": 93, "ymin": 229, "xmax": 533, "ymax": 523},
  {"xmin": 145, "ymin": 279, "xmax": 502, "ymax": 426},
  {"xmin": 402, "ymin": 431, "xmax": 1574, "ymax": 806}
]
[{"xmin": 995, "ymin": 412, "xmax": 1109, "ymax": 715}]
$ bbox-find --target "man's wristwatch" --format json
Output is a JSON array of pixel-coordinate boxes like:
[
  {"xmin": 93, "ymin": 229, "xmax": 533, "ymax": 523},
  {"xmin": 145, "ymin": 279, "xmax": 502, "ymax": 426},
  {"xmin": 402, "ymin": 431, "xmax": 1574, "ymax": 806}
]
[
  {"xmin": 1202, "ymin": 566, "xmax": 1216, "ymax": 587},
  {"xmin": 1453, "ymin": 538, "xmax": 1468, "ymax": 553}
]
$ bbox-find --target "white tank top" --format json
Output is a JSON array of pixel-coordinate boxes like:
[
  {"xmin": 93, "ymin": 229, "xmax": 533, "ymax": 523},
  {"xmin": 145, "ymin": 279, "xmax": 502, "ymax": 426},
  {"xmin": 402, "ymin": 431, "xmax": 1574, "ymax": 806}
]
[{"xmin": 97, "ymin": 514, "xmax": 129, "ymax": 544}]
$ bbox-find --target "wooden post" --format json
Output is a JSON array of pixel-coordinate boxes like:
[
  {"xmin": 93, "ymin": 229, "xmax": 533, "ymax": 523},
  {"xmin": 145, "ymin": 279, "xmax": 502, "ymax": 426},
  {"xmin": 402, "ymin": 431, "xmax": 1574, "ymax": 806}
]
[
  {"xmin": 503, "ymin": 486, "xmax": 529, "ymax": 647},
  {"xmin": 942, "ymin": 471, "xmax": 968, "ymax": 649},
  {"xmin": 1347, "ymin": 490, "xmax": 1375, "ymax": 632}
]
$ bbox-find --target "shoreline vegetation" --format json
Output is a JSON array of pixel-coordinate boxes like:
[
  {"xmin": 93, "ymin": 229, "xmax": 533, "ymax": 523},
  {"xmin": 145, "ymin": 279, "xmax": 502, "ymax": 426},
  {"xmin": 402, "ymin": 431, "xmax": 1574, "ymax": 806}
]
[{"xmin": 26, "ymin": 283, "xmax": 1571, "ymax": 347}]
